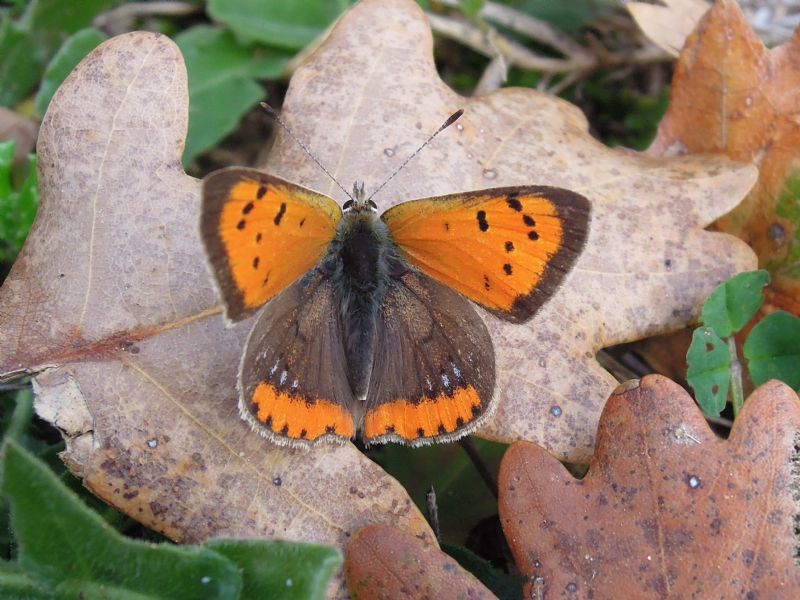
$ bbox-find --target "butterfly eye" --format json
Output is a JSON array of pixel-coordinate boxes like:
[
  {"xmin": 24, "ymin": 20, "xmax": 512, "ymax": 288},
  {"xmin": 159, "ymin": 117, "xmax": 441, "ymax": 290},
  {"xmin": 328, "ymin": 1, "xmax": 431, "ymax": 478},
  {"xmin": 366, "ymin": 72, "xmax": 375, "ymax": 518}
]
[
  {"xmin": 343, "ymin": 199, "xmax": 354, "ymax": 211},
  {"xmin": 368, "ymin": 200, "xmax": 378, "ymax": 211}
]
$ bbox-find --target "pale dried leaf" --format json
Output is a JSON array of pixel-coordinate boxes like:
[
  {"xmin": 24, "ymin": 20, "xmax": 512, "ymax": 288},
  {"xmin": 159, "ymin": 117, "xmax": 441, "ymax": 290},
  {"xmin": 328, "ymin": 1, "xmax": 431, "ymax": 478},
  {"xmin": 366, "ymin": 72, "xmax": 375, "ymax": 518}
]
[
  {"xmin": 264, "ymin": 0, "xmax": 757, "ymax": 461},
  {"xmin": 628, "ymin": 0, "xmax": 710, "ymax": 57},
  {"xmin": 0, "ymin": 30, "xmax": 431, "ymax": 598}
]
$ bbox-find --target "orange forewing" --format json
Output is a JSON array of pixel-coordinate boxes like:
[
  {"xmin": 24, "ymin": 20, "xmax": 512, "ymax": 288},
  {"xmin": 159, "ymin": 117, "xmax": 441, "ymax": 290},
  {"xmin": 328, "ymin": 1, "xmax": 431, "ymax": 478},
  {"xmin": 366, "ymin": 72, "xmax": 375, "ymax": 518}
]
[
  {"xmin": 201, "ymin": 168, "xmax": 341, "ymax": 321},
  {"xmin": 382, "ymin": 186, "xmax": 590, "ymax": 323}
]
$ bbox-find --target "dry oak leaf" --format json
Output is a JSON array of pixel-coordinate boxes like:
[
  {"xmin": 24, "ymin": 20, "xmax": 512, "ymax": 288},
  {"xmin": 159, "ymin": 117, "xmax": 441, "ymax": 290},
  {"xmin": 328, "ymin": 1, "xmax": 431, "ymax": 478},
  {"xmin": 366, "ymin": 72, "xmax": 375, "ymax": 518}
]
[
  {"xmin": 0, "ymin": 0, "xmax": 755, "ymax": 562},
  {"xmin": 499, "ymin": 375, "xmax": 800, "ymax": 599},
  {"xmin": 628, "ymin": 0, "xmax": 710, "ymax": 58},
  {"xmin": 344, "ymin": 524, "xmax": 495, "ymax": 600},
  {"xmin": 263, "ymin": 0, "xmax": 755, "ymax": 462},
  {"xmin": 650, "ymin": 0, "xmax": 800, "ymax": 316},
  {"xmin": 0, "ymin": 24, "xmax": 435, "ymax": 587}
]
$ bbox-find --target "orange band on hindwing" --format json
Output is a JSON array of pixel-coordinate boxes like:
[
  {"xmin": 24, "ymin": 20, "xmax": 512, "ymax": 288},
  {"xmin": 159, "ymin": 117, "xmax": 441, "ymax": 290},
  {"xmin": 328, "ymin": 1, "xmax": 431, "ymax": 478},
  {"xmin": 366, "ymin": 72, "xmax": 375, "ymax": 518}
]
[
  {"xmin": 363, "ymin": 385, "xmax": 484, "ymax": 443},
  {"xmin": 251, "ymin": 382, "xmax": 354, "ymax": 441}
]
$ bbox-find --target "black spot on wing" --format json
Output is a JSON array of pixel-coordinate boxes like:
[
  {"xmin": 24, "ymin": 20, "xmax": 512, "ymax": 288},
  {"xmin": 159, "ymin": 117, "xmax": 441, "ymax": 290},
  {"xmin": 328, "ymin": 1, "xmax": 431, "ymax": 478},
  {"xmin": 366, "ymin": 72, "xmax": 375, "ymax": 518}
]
[
  {"xmin": 257, "ymin": 185, "xmax": 267, "ymax": 199},
  {"xmin": 252, "ymin": 256, "xmax": 260, "ymax": 269},
  {"xmin": 505, "ymin": 241, "xmax": 514, "ymax": 252},
  {"xmin": 476, "ymin": 210, "xmax": 489, "ymax": 232},
  {"xmin": 523, "ymin": 215, "xmax": 536, "ymax": 227},
  {"xmin": 237, "ymin": 219, "xmax": 246, "ymax": 230},
  {"xmin": 274, "ymin": 202, "xmax": 287, "ymax": 225},
  {"xmin": 503, "ymin": 263, "xmax": 513, "ymax": 275},
  {"xmin": 506, "ymin": 195, "xmax": 522, "ymax": 211},
  {"xmin": 242, "ymin": 202, "xmax": 254, "ymax": 214}
]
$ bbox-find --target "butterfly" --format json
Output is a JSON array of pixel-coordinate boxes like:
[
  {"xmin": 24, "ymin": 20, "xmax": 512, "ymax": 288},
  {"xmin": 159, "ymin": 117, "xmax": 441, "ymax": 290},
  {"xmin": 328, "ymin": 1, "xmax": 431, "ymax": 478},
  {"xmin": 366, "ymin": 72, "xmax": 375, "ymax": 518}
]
[{"xmin": 200, "ymin": 108, "xmax": 591, "ymax": 447}]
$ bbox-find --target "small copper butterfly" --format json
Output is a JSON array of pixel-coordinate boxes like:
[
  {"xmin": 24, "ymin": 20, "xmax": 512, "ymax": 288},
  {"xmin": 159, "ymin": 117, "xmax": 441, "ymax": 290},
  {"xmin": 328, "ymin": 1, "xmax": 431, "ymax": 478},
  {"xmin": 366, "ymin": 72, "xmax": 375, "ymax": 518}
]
[{"xmin": 200, "ymin": 107, "xmax": 590, "ymax": 447}]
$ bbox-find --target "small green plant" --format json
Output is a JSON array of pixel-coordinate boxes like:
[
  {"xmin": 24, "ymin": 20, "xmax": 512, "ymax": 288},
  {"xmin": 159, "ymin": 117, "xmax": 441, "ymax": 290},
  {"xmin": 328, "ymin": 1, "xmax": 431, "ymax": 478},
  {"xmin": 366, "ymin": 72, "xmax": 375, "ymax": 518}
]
[
  {"xmin": 0, "ymin": 438, "xmax": 341, "ymax": 599},
  {"xmin": 686, "ymin": 270, "xmax": 800, "ymax": 417},
  {"xmin": 0, "ymin": 141, "xmax": 37, "ymax": 264}
]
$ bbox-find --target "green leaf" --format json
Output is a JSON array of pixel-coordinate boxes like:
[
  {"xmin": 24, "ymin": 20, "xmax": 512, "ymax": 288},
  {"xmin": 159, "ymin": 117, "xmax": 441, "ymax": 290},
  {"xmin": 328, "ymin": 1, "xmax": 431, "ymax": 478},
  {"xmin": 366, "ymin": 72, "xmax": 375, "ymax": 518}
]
[
  {"xmin": 0, "ymin": 141, "xmax": 38, "ymax": 263},
  {"xmin": 505, "ymin": 0, "xmax": 616, "ymax": 33},
  {"xmin": 175, "ymin": 25, "xmax": 292, "ymax": 165},
  {"xmin": 773, "ymin": 169, "xmax": 800, "ymax": 281},
  {"xmin": 1, "ymin": 442, "xmax": 242, "ymax": 599},
  {"xmin": 207, "ymin": 539, "xmax": 341, "ymax": 600},
  {"xmin": 0, "ymin": 564, "xmax": 55, "ymax": 600},
  {"xmin": 441, "ymin": 543, "xmax": 523, "ymax": 600},
  {"xmin": 0, "ymin": 19, "xmax": 41, "ymax": 107},
  {"xmin": 0, "ymin": 0, "xmax": 120, "ymax": 107},
  {"xmin": 743, "ymin": 310, "xmax": 800, "ymax": 390},
  {"xmin": 686, "ymin": 326, "xmax": 731, "ymax": 416},
  {"xmin": 208, "ymin": 0, "xmax": 352, "ymax": 51},
  {"xmin": 34, "ymin": 28, "xmax": 106, "ymax": 117},
  {"xmin": 458, "ymin": 0, "xmax": 485, "ymax": 19},
  {"xmin": 700, "ymin": 270, "xmax": 770, "ymax": 338}
]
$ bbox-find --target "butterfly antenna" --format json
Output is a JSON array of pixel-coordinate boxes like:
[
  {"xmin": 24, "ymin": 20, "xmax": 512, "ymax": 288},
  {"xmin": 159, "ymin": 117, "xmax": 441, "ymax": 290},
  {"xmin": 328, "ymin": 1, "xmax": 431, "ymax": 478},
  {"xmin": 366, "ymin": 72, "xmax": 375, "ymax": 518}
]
[
  {"xmin": 366, "ymin": 109, "xmax": 464, "ymax": 203},
  {"xmin": 260, "ymin": 102, "xmax": 355, "ymax": 202}
]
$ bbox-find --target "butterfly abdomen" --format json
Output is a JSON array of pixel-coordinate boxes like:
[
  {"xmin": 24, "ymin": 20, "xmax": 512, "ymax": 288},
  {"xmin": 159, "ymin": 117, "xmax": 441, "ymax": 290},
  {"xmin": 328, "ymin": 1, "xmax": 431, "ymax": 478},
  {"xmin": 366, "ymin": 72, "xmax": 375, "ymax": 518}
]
[{"xmin": 332, "ymin": 212, "xmax": 395, "ymax": 401}]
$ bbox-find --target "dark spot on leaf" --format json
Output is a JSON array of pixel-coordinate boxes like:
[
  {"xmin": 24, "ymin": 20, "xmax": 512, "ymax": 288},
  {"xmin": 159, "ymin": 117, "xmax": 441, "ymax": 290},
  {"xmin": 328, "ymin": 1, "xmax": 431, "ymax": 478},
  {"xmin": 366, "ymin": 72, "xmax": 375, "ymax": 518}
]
[
  {"xmin": 503, "ymin": 263, "xmax": 513, "ymax": 275},
  {"xmin": 712, "ymin": 384, "xmax": 719, "ymax": 395},
  {"xmin": 706, "ymin": 343, "xmax": 714, "ymax": 352}
]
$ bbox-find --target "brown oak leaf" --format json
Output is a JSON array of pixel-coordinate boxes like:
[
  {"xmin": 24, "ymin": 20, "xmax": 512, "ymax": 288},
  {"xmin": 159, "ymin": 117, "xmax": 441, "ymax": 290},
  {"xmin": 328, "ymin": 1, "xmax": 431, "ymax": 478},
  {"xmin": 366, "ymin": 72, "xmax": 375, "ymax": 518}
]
[
  {"xmin": 344, "ymin": 524, "xmax": 496, "ymax": 599},
  {"xmin": 499, "ymin": 375, "xmax": 800, "ymax": 598},
  {"xmin": 650, "ymin": 0, "xmax": 800, "ymax": 316}
]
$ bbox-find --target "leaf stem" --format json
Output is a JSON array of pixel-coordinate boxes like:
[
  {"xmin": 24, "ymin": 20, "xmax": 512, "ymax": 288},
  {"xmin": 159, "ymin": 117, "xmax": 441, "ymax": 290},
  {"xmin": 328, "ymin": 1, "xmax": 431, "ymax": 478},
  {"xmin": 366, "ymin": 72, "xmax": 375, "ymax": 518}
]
[{"xmin": 727, "ymin": 336, "xmax": 744, "ymax": 418}]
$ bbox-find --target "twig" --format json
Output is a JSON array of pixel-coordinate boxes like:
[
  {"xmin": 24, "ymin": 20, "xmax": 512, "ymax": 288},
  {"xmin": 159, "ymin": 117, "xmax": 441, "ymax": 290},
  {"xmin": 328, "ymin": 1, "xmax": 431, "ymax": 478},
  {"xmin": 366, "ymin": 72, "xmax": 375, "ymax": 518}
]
[
  {"xmin": 727, "ymin": 336, "xmax": 745, "ymax": 418},
  {"xmin": 459, "ymin": 436, "xmax": 498, "ymax": 498},
  {"xmin": 426, "ymin": 3, "xmax": 671, "ymax": 89},
  {"xmin": 94, "ymin": 2, "xmax": 200, "ymax": 31},
  {"xmin": 474, "ymin": 54, "xmax": 507, "ymax": 95},
  {"xmin": 426, "ymin": 486, "xmax": 441, "ymax": 542}
]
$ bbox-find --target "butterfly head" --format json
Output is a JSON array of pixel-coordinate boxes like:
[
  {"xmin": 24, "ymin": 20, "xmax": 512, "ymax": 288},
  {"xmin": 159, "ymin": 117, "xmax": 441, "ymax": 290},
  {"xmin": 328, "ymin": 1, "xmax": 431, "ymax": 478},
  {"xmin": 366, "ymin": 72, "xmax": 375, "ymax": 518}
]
[{"xmin": 342, "ymin": 181, "xmax": 378, "ymax": 214}]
